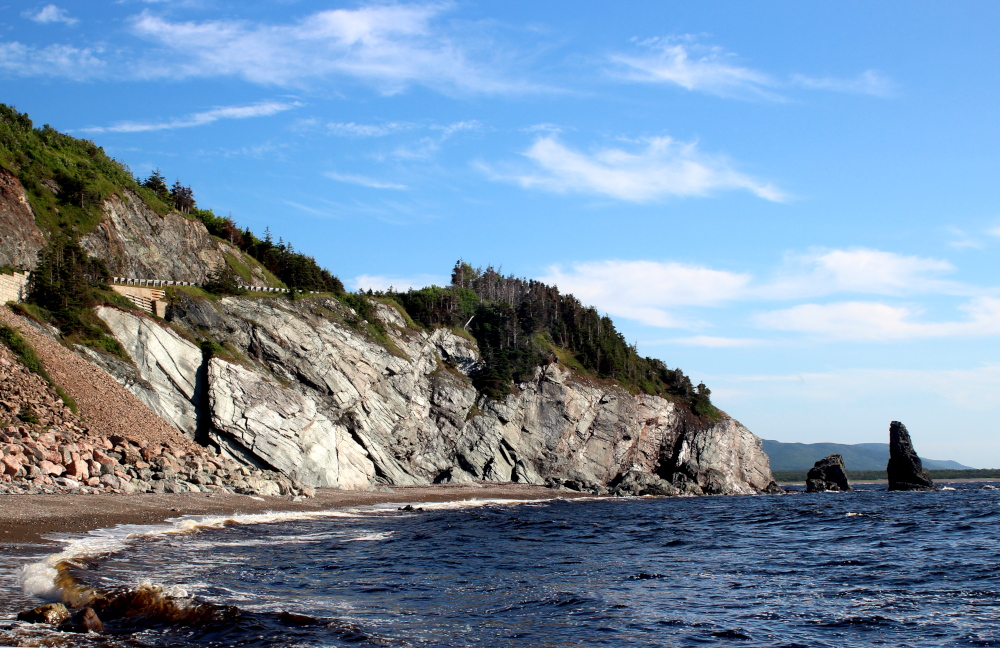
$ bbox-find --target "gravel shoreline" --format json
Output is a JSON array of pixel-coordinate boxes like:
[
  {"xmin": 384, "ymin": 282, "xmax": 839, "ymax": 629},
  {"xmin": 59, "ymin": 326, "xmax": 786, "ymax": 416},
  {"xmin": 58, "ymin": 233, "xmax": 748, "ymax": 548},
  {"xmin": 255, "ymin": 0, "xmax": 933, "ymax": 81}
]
[{"xmin": 0, "ymin": 483, "xmax": 586, "ymax": 545}]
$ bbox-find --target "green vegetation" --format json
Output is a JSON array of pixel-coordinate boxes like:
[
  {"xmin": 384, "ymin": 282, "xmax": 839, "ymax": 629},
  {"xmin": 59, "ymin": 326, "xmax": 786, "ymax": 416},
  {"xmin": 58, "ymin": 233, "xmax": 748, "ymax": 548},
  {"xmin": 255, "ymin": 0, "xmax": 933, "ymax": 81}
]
[
  {"xmin": 25, "ymin": 237, "xmax": 131, "ymax": 360},
  {"xmin": 202, "ymin": 263, "xmax": 248, "ymax": 297},
  {"xmin": 0, "ymin": 324, "xmax": 77, "ymax": 414},
  {"xmin": 192, "ymin": 211, "xmax": 343, "ymax": 292},
  {"xmin": 1, "ymin": 102, "xmax": 344, "ymax": 294},
  {"xmin": 773, "ymin": 469, "xmax": 1000, "ymax": 483},
  {"xmin": 0, "ymin": 104, "xmax": 160, "ymax": 237},
  {"xmin": 17, "ymin": 404, "xmax": 39, "ymax": 425},
  {"xmin": 336, "ymin": 293, "xmax": 408, "ymax": 358},
  {"xmin": 385, "ymin": 261, "xmax": 717, "ymax": 415}
]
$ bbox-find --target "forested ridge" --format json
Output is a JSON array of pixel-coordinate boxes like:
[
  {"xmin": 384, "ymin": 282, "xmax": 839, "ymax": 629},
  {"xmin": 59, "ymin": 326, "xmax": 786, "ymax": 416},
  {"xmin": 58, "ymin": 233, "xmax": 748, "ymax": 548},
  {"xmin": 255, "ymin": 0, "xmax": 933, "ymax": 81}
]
[{"xmin": 389, "ymin": 262, "xmax": 717, "ymax": 416}]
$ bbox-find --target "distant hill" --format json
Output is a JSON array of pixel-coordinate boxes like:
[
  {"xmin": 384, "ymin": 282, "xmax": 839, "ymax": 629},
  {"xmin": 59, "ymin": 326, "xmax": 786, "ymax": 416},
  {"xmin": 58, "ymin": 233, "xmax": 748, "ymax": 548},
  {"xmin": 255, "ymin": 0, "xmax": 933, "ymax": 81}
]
[{"xmin": 762, "ymin": 440, "xmax": 972, "ymax": 471}]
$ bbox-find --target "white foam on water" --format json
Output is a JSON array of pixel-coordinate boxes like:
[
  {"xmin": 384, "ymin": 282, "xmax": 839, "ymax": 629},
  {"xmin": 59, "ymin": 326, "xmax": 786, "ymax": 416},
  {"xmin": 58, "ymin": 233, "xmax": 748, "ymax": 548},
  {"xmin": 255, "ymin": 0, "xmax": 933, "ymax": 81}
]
[
  {"xmin": 19, "ymin": 507, "xmax": 379, "ymax": 602},
  {"xmin": 370, "ymin": 497, "xmax": 559, "ymax": 513},
  {"xmin": 342, "ymin": 532, "xmax": 394, "ymax": 542}
]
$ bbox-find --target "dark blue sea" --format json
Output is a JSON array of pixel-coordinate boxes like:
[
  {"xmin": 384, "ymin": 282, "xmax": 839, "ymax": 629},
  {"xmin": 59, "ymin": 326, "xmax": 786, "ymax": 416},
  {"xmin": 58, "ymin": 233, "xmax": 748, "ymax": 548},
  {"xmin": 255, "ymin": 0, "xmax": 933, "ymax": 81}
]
[{"xmin": 5, "ymin": 484, "xmax": 1000, "ymax": 647}]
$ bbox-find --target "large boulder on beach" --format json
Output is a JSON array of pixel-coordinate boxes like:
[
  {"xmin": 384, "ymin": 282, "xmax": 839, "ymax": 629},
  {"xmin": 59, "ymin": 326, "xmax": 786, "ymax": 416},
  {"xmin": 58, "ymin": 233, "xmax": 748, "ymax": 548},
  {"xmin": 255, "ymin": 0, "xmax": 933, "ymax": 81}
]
[
  {"xmin": 887, "ymin": 421, "xmax": 936, "ymax": 491},
  {"xmin": 806, "ymin": 454, "xmax": 852, "ymax": 492}
]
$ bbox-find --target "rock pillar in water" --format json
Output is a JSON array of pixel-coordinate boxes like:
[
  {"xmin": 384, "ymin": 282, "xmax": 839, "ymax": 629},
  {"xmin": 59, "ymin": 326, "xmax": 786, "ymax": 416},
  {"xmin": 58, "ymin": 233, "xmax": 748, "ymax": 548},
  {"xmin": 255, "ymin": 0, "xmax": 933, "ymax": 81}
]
[
  {"xmin": 887, "ymin": 421, "xmax": 936, "ymax": 491},
  {"xmin": 806, "ymin": 454, "xmax": 852, "ymax": 492}
]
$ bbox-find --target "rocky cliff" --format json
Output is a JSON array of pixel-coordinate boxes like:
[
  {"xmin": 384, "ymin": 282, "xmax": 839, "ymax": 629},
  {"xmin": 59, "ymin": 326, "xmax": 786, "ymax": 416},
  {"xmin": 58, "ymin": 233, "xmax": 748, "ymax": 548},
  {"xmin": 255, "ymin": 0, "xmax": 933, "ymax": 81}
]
[
  {"xmin": 80, "ymin": 190, "xmax": 271, "ymax": 286},
  {"xmin": 91, "ymin": 293, "xmax": 776, "ymax": 495},
  {"xmin": 0, "ymin": 169, "xmax": 272, "ymax": 286},
  {"xmin": 0, "ymin": 168, "xmax": 45, "ymax": 270}
]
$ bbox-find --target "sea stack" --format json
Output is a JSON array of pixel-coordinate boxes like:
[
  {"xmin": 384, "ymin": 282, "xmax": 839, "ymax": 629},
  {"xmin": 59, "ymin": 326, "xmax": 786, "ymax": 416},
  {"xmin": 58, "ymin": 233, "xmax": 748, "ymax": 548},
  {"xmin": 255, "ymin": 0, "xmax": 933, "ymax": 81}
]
[
  {"xmin": 806, "ymin": 454, "xmax": 852, "ymax": 492},
  {"xmin": 887, "ymin": 421, "xmax": 936, "ymax": 491}
]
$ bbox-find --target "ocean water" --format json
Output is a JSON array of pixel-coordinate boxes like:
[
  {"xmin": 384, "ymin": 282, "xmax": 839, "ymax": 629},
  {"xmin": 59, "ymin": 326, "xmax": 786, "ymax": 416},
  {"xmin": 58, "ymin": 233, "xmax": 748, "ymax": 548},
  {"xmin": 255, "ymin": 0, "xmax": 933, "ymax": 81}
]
[{"xmin": 3, "ymin": 484, "xmax": 1000, "ymax": 647}]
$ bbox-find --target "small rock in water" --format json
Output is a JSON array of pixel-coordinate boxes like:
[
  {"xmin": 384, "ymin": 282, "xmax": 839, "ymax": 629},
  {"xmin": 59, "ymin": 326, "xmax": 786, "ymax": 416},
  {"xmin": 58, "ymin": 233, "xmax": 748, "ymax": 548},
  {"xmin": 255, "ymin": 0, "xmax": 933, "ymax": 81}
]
[
  {"xmin": 17, "ymin": 602, "xmax": 70, "ymax": 624},
  {"xmin": 806, "ymin": 454, "xmax": 853, "ymax": 492},
  {"xmin": 58, "ymin": 606, "xmax": 104, "ymax": 633},
  {"xmin": 397, "ymin": 504, "xmax": 423, "ymax": 511}
]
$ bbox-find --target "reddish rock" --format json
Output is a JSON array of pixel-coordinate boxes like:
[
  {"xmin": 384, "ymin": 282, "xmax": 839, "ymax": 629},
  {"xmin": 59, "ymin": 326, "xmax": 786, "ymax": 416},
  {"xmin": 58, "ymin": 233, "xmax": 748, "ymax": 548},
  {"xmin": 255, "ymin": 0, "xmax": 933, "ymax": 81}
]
[
  {"xmin": 92, "ymin": 449, "xmax": 116, "ymax": 466},
  {"xmin": 2, "ymin": 455, "xmax": 21, "ymax": 475},
  {"xmin": 64, "ymin": 459, "xmax": 89, "ymax": 480},
  {"xmin": 38, "ymin": 460, "xmax": 65, "ymax": 476}
]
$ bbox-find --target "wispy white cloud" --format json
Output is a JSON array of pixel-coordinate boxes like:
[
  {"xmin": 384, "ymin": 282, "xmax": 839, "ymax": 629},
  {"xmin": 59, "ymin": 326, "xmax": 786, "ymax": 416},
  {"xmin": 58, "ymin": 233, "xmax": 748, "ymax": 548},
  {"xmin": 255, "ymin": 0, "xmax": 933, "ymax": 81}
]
[
  {"xmin": 755, "ymin": 297, "xmax": 1000, "ymax": 341},
  {"xmin": 610, "ymin": 36, "xmax": 780, "ymax": 101},
  {"xmin": 23, "ymin": 4, "xmax": 77, "ymax": 25},
  {"xmin": 128, "ymin": 4, "xmax": 535, "ymax": 94},
  {"xmin": 610, "ymin": 36, "xmax": 894, "ymax": 101},
  {"xmin": 535, "ymin": 248, "xmax": 998, "ymax": 341},
  {"xmin": 539, "ymin": 260, "xmax": 751, "ymax": 327},
  {"xmin": 432, "ymin": 119, "xmax": 483, "ymax": 138},
  {"xmin": 380, "ymin": 120, "xmax": 483, "ymax": 161},
  {"xmin": 352, "ymin": 273, "xmax": 448, "ymax": 291},
  {"xmin": 325, "ymin": 171, "xmax": 407, "ymax": 190},
  {"xmin": 79, "ymin": 100, "xmax": 300, "ymax": 133},
  {"xmin": 762, "ymin": 248, "xmax": 968, "ymax": 299},
  {"xmin": 791, "ymin": 70, "xmax": 895, "ymax": 97},
  {"xmin": 0, "ymin": 41, "xmax": 105, "ymax": 79},
  {"xmin": 487, "ymin": 135, "xmax": 784, "ymax": 203},
  {"xmin": 325, "ymin": 121, "xmax": 414, "ymax": 137}
]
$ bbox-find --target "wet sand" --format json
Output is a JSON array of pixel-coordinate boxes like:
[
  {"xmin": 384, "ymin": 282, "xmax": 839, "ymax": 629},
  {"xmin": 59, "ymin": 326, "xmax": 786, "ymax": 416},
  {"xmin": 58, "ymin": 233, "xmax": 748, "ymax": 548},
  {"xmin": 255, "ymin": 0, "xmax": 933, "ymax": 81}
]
[{"xmin": 0, "ymin": 484, "xmax": 587, "ymax": 545}]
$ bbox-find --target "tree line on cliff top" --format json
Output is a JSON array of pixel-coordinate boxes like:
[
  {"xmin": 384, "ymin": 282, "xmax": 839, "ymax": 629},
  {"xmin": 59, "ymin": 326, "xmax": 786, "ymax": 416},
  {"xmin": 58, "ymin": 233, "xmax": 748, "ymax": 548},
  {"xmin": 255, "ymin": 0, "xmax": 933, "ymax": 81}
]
[
  {"xmin": 385, "ymin": 262, "xmax": 716, "ymax": 415},
  {"xmin": 0, "ymin": 103, "xmax": 714, "ymax": 413}
]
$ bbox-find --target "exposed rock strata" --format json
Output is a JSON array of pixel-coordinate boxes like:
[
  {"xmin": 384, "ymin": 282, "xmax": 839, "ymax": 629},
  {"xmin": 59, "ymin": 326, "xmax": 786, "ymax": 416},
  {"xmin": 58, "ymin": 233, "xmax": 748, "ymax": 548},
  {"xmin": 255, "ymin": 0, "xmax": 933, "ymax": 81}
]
[
  {"xmin": 0, "ymin": 168, "xmax": 45, "ymax": 270},
  {"xmin": 93, "ymin": 295, "xmax": 777, "ymax": 495},
  {"xmin": 0, "ymin": 327, "xmax": 305, "ymax": 497},
  {"xmin": 887, "ymin": 420, "xmax": 936, "ymax": 491},
  {"xmin": 806, "ymin": 454, "xmax": 852, "ymax": 492},
  {"xmin": 81, "ymin": 191, "xmax": 270, "ymax": 285}
]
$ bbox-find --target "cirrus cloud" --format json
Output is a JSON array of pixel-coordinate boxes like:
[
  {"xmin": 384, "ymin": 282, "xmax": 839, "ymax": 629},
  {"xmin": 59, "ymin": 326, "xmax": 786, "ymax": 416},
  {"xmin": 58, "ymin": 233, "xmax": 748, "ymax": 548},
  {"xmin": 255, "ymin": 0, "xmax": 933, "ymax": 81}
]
[
  {"xmin": 486, "ymin": 135, "xmax": 785, "ymax": 203},
  {"xmin": 77, "ymin": 100, "xmax": 300, "ymax": 133},
  {"xmin": 610, "ymin": 36, "xmax": 895, "ymax": 101},
  {"xmin": 128, "ymin": 4, "xmax": 537, "ymax": 95}
]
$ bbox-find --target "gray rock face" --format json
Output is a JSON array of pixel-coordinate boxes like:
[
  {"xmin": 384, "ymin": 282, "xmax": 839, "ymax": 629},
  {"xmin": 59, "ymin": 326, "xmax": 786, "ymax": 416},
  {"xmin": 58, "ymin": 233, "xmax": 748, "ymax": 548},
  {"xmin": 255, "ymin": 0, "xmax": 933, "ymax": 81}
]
[
  {"xmin": 0, "ymin": 168, "xmax": 46, "ymax": 270},
  {"xmin": 806, "ymin": 454, "xmax": 852, "ymax": 492},
  {"xmin": 95, "ymin": 306, "xmax": 203, "ymax": 438},
  {"xmin": 93, "ymin": 295, "xmax": 776, "ymax": 494},
  {"xmin": 80, "ymin": 190, "xmax": 270, "ymax": 285},
  {"xmin": 887, "ymin": 421, "xmax": 936, "ymax": 491},
  {"xmin": 208, "ymin": 358, "xmax": 374, "ymax": 488}
]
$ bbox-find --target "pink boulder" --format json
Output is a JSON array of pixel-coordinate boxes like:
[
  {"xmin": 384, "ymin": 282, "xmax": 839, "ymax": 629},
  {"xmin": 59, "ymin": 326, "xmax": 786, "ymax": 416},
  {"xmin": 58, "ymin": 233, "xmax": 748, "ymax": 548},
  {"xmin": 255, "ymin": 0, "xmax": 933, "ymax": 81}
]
[
  {"xmin": 38, "ymin": 460, "xmax": 65, "ymax": 477},
  {"xmin": 64, "ymin": 459, "xmax": 89, "ymax": 480}
]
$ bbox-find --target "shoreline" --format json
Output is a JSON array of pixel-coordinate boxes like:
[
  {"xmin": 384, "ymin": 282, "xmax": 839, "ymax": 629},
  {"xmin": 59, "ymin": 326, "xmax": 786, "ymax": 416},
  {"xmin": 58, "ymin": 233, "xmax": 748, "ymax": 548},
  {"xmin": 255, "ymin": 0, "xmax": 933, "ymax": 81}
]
[
  {"xmin": 7, "ymin": 477, "xmax": 997, "ymax": 546},
  {"xmin": 0, "ymin": 483, "xmax": 589, "ymax": 546}
]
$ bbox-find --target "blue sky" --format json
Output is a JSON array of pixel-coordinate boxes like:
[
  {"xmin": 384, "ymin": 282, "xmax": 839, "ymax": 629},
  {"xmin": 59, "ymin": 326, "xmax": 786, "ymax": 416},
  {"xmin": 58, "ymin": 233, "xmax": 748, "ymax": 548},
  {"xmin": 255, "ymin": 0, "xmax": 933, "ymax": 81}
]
[{"xmin": 3, "ymin": 1, "xmax": 1000, "ymax": 466}]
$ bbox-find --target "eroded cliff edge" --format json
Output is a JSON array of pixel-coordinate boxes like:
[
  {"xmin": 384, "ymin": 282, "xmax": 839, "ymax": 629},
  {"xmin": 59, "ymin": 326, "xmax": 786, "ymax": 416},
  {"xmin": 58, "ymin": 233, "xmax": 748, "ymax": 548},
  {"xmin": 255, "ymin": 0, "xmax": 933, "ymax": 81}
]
[{"xmin": 92, "ymin": 294, "xmax": 775, "ymax": 494}]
